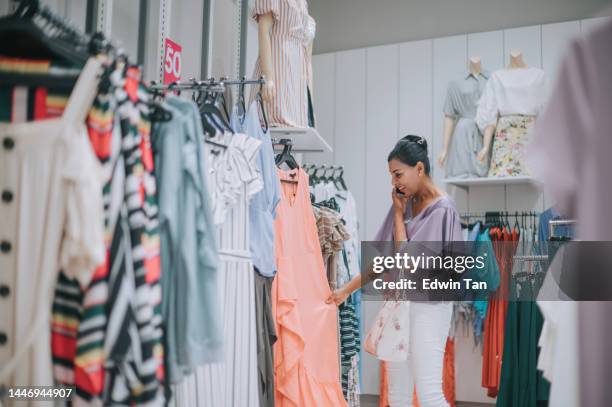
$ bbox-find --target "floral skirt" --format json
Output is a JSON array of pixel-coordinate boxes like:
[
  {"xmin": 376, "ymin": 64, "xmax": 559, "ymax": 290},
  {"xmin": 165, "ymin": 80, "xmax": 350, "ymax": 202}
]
[{"xmin": 488, "ymin": 115, "xmax": 535, "ymax": 177}]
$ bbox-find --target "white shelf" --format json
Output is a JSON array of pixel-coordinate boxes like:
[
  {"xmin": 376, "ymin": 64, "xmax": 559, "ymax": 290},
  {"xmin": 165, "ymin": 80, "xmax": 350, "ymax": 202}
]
[
  {"xmin": 443, "ymin": 175, "xmax": 540, "ymax": 188},
  {"xmin": 270, "ymin": 127, "xmax": 332, "ymax": 153}
]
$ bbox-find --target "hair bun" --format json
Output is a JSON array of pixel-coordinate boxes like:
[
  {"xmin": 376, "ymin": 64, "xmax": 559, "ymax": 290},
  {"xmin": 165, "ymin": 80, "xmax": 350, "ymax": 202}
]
[{"xmin": 400, "ymin": 134, "xmax": 428, "ymax": 151}]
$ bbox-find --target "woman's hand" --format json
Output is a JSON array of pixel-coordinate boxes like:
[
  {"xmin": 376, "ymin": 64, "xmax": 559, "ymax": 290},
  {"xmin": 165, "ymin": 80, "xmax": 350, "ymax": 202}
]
[
  {"xmin": 326, "ymin": 286, "xmax": 350, "ymax": 306},
  {"xmin": 392, "ymin": 188, "xmax": 408, "ymax": 216}
]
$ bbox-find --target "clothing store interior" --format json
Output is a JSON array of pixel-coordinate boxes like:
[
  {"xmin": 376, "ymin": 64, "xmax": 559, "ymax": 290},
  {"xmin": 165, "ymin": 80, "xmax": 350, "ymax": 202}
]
[{"xmin": 1, "ymin": 0, "xmax": 612, "ymax": 406}]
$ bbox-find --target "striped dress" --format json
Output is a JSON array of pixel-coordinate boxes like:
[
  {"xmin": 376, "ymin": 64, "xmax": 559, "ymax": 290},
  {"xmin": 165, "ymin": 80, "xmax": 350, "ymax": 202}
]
[
  {"xmin": 51, "ymin": 65, "xmax": 165, "ymax": 405},
  {"xmin": 250, "ymin": 0, "xmax": 314, "ymax": 127}
]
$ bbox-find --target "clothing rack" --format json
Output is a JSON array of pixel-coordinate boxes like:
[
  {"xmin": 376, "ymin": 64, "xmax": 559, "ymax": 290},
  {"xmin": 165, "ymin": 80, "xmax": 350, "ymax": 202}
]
[
  {"xmin": 149, "ymin": 77, "xmax": 265, "ymax": 92},
  {"xmin": 460, "ymin": 211, "xmax": 539, "ymax": 219},
  {"xmin": 512, "ymin": 219, "xmax": 576, "ymax": 263},
  {"xmin": 513, "ymin": 254, "xmax": 549, "ymax": 262}
]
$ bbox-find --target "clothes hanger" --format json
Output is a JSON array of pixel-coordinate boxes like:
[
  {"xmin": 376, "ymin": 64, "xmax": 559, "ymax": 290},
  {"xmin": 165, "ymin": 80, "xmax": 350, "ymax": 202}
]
[
  {"xmin": 275, "ymin": 139, "xmax": 299, "ymax": 171},
  {"xmin": 200, "ymin": 89, "xmax": 234, "ymax": 134},
  {"xmin": 256, "ymin": 80, "xmax": 270, "ymax": 133},
  {"xmin": 237, "ymin": 77, "xmax": 247, "ymax": 125},
  {"xmin": 0, "ymin": 0, "xmax": 91, "ymax": 88},
  {"xmin": 337, "ymin": 167, "xmax": 348, "ymax": 191}
]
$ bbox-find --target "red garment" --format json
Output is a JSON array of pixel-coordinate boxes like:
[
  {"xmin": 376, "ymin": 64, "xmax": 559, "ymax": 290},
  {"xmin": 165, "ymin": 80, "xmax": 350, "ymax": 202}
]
[
  {"xmin": 379, "ymin": 337, "xmax": 456, "ymax": 407},
  {"xmin": 481, "ymin": 226, "xmax": 519, "ymax": 397}
]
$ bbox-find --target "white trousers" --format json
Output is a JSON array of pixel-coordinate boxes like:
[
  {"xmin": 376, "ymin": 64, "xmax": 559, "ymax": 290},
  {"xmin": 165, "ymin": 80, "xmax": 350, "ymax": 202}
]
[{"xmin": 386, "ymin": 302, "xmax": 453, "ymax": 407}]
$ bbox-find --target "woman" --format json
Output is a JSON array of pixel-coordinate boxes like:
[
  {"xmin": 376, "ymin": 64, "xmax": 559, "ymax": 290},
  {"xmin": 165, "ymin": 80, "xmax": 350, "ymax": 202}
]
[{"xmin": 327, "ymin": 135, "xmax": 462, "ymax": 407}]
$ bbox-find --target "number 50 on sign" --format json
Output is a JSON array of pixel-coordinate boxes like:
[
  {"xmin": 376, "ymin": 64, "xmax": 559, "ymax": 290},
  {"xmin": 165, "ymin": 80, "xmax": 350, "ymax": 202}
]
[{"xmin": 163, "ymin": 38, "xmax": 182, "ymax": 84}]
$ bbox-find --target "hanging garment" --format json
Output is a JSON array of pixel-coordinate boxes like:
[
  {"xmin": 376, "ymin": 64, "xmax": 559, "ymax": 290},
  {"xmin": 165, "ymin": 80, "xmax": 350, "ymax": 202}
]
[
  {"xmin": 496, "ymin": 274, "xmax": 550, "ymax": 407},
  {"xmin": 254, "ymin": 269, "xmax": 278, "ymax": 407},
  {"xmin": 476, "ymin": 67, "xmax": 546, "ymax": 177},
  {"xmin": 339, "ymin": 296, "xmax": 361, "ymax": 406},
  {"xmin": 443, "ymin": 71, "xmax": 490, "ymax": 178},
  {"xmin": 230, "ymin": 101, "xmax": 282, "ymax": 278},
  {"xmin": 251, "ymin": 0, "xmax": 314, "ymax": 127},
  {"xmin": 102, "ymin": 67, "xmax": 166, "ymax": 405},
  {"xmin": 231, "ymin": 101, "xmax": 282, "ymax": 407},
  {"xmin": 51, "ymin": 65, "xmax": 166, "ymax": 405},
  {"xmin": 313, "ymin": 205, "xmax": 350, "ymax": 289},
  {"xmin": 273, "ymin": 168, "xmax": 347, "ymax": 406},
  {"xmin": 0, "ymin": 59, "xmax": 105, "ymax": 389},
  {"xmin": 171, "ymin": 131, "xmax": 262, "ymax": 407},
  {"xmin": 152, "ymin": 96, "xmax": 222, "ymax": 383},
  {"xmin": 487, "ymin": 115, "xmax": 535, "ymax": 177},
  {"xmin": 481, "ymin": 227, "xmax": 519, "ymax": 398}
]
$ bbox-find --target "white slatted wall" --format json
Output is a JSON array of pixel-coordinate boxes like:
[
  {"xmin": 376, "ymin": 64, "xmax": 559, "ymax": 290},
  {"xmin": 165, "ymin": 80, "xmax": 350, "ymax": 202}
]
[{"xmin": 308, "ymin": 17, "xmax": 610, "ymax": 401}]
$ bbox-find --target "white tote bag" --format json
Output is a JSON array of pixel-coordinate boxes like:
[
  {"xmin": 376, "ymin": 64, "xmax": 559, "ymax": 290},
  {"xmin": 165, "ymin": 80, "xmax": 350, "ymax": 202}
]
[{"xmin": 364, "ymin": 300, "xmax": 411, "ymax": 362}]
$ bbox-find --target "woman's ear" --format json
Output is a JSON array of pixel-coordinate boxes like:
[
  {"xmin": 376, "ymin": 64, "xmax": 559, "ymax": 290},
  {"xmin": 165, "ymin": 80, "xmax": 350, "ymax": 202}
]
[{"xmin": 416, "ymin": 161, "xmax": 425, "ymax": 177}]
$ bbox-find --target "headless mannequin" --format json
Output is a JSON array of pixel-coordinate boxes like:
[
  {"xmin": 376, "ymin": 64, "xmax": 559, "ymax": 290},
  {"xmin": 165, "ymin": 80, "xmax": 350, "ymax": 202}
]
[
  {"xmin": 257, "ymin": 12, "xmax": 276, "ymax": 103},
  {"xmin": 438, "ymin": 57, "xmax": 482, "ymax": 168},
  {"xmin": 476, "ymin": 50, "xmax": 527, "ymax": 163}
]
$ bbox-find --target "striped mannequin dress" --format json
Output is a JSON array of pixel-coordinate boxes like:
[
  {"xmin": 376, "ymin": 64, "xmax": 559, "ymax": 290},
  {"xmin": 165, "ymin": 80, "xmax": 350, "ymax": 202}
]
[{"xmin": 250, "ymin": 0, "xmax": 314, "ymax": 127}]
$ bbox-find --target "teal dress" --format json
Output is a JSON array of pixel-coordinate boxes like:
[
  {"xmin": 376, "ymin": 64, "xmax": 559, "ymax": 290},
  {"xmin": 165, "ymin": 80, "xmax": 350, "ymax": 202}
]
[{"xmin": 496, "ymin": 272, "xmax": 550, "ymax": 407}]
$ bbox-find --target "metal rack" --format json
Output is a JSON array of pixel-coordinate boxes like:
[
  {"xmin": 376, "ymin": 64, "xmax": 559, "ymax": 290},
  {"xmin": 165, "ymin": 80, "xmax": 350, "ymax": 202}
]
[{"xmin": 149, "ymin": 77, "xmax": 265, "ymax": 92}]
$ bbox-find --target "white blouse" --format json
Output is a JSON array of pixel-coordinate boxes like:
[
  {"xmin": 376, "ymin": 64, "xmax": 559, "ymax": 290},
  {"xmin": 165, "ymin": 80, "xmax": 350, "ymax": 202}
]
[{"xmin": 475, "ymin": 67, "xmax": 547, "ymax": 131}]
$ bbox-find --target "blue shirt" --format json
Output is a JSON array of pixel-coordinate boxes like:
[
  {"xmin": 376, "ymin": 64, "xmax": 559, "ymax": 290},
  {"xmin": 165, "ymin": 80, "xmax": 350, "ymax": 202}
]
[
  {"xmin": 231, "ymin": 102, "xmax": 282, "ymax": 277},
  {"xmin": 153, "ymin": 96, "xmax": 223, "ymax": 382}
]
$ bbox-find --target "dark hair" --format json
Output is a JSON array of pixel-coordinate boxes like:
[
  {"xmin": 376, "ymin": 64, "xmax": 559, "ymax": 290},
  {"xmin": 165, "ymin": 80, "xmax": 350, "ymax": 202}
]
[{"xmin": 387, "ymin": 135, "xmax": 430, "ymax": 175}]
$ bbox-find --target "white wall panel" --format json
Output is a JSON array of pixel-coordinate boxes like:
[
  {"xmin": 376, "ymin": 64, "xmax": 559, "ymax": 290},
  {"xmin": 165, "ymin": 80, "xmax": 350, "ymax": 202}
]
[
  {"xmin": 398, "ymin": 40, "xmax": 433, "ymax": 140},
  {"xmin": 468, "ymin": 30, "xmax": 505, "ymax": 73},
  {"xmin": 504, "ymin": 25, "xmax": 542, "ymax": 68},
  {"xmin": 112, "ymin": 0, "xmax": 140, "ymax": 60},
  {"xmin": 365, "ymin": 44, "xmax": 399, "ymax": 240},
  {"xmin": 432, "ymin": 35, "xmax": 467, "ymax": 189},
  {"xmin": 507, "ymin": 184, "xmax": 544, "ymax": 212},
  {"xmin": 305, "ymin": 53, "xmax": 336, "ymax": 165},
  {"xmin": 542, "ymin": 21, "xmax": 581, "ymax": 85},
  {"xmin": 171, "ymin": 0, "xmax": 205, "ymax": 80},
  {"xmin": 334, "ymin": 49, "xmax": 367, "ymax": 238}
]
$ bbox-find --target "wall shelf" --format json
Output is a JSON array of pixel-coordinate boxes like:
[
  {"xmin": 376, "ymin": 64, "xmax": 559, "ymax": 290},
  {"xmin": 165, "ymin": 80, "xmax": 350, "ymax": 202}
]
[
  {"xmin": 270, "ymin": 127, "xmax": 332, "ymax": 153},
  {"xmin": 444, "ymin": 175, "xmax": 541, "ymax": 188}
]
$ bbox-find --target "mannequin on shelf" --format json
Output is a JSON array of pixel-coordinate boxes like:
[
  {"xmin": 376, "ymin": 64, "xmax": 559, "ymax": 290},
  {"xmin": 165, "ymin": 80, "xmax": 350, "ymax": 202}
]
[
  {"xmin": 251, "ymin": 0, "xmax": 315, "ymax": 128},
  {"xmin": 475, "ymin": 50, "xmax": 546, "ymax": 177},
  {"xmin": 438, "ymin": 56, "xmax": 489, "ymax": 178}
]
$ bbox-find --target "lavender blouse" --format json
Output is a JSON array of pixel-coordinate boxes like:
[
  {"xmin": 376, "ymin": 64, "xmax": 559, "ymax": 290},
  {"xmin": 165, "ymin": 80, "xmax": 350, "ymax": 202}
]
[{"xmin": 374, "ymin": 195, "xmax": 463, "ymax": 243}]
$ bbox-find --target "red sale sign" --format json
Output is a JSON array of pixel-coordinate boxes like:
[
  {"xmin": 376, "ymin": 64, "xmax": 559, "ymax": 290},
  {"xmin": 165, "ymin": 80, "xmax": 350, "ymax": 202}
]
[{"xmin": 163, "ymin": 38, "xmax": 182, "ymax": 84}]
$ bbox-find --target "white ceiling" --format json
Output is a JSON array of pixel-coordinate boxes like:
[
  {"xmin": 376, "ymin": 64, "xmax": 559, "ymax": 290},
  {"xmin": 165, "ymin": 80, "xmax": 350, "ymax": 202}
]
[{"xmin": 309, "ymin": 0, "xmax": 612, "ymax": 54}]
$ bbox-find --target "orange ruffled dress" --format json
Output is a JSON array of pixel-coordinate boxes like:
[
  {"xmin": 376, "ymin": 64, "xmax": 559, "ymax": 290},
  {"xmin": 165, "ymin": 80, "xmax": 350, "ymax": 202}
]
[{"xmin": 273, "ymin": 168, "xmax": 348, "ymax": 406}]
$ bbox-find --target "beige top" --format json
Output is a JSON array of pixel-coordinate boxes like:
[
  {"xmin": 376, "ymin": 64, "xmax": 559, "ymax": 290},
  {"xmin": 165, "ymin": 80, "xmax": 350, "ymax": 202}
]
[{"xmin": 0, "ymin": 58, "xmax": 105, "ymax": 389}]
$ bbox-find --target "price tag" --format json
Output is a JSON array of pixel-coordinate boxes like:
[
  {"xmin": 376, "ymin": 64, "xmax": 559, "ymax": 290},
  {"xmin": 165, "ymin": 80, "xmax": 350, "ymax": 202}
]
[{"xmin": 163, "ymin": 38, "xmax": 182, "ymax": 84}]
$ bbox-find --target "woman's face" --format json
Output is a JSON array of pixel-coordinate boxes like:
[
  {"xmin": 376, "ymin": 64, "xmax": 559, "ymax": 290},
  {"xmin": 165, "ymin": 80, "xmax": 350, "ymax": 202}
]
[{"xmin": 388, "ymin": 158, "xmax": 422, "ymax": 198}]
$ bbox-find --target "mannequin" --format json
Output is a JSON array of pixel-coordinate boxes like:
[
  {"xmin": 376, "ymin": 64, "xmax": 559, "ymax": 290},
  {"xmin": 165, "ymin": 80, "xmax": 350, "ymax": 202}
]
[
  {"xmin": 509, "ymin": 49, "xmax": 527, "ymax": 69},
  {"xmin": 475, "ymin": 50, "xmax": 546, "ymax": 177},
  {"xmin": 251, "ymin": 0, "xmax": 314, "ymax": 128},
  {"xmin": 257, "ymin": 13, "xmax": 276, "ymax": 103},
  {"xmin": 469, "ymin": 56, "xmax": 482, "ymax": 76},
  {"xmin": 438, "ymin": 56, "xmax": 489, "ymax": 178},
  {"xmin": 477, "ymin": 50, "xmax": 526, "ymax": 163}
]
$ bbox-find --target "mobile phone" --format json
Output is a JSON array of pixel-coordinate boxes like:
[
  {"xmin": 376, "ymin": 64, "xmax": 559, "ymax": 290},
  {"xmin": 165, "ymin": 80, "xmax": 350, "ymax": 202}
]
[{"xmin": 395, "ymin": 187, "xmax": 404, "ymax": 195}]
